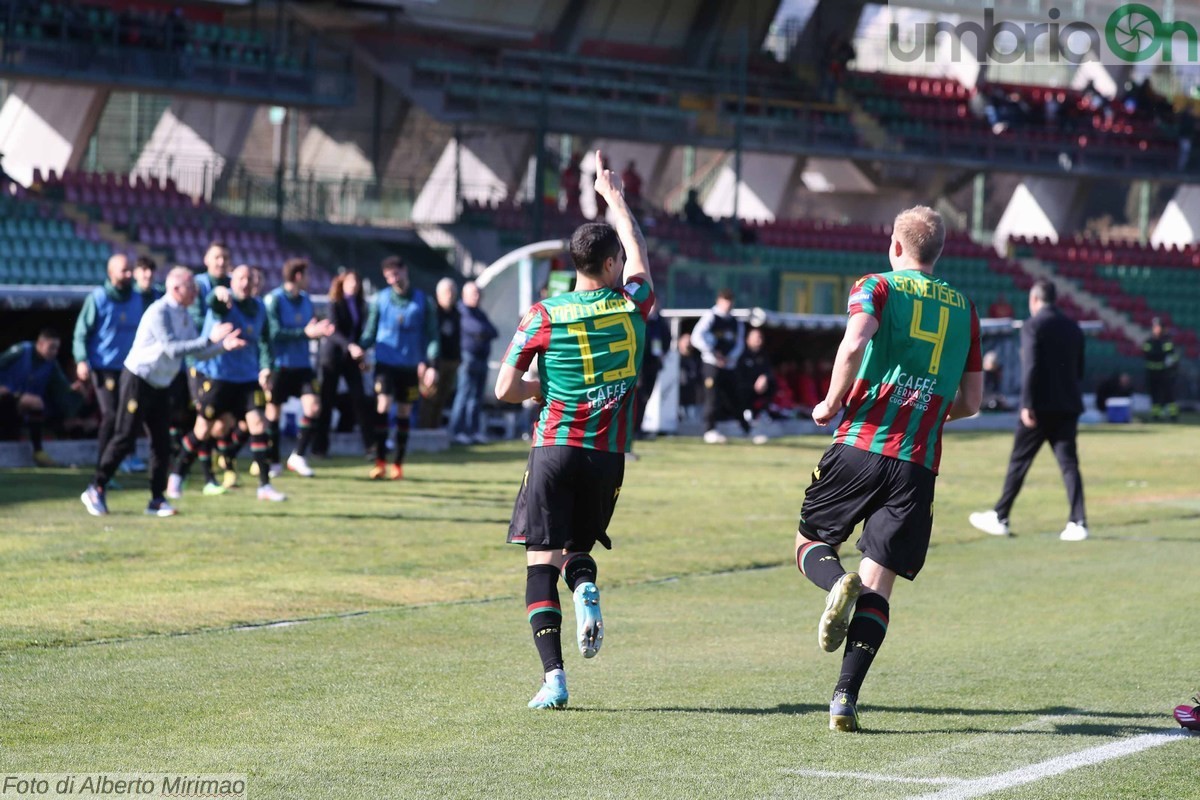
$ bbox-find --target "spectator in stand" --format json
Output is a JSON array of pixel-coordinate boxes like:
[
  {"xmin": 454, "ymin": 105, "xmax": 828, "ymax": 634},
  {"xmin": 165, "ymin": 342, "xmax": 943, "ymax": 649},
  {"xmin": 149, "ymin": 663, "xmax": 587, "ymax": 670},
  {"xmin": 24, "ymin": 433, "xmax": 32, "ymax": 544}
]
[
  {"xmin": 0, "ymin": 329, "xmax": 80, "ymax": 465},
  {"xmin": 1044, "ymin": 91, "xmax": 1061, "ymax": 128},
  {"xmin": 560, "ymin": 153, "xmax": 582, "ymax": 217},
  {"xmin": 683, "ymin": 189, "xmax": 711, "ymax": 228},
  {"xmin": 314, "ymin": 269, "xmax": 371, "ymax": 457},
  {"xmin": 419, "ymin": 278, "xmax": 461, "ymax": 430},
  {"xmin": 622, "ymin": 161, "xmax": 644, "ymax": 217},
  {"xmin": 988, "ymin": 293, "xmax": 1015, "ymax": 319},
  {"xmin": 1178, "ymin": 106, "xmax": 1194, "ymax": 171},
  {"xmin": 677, "ymin": 331, "xmax": 702, "ymax": 422},
  {"xmin": 449, "ymin": 281, "xmax": 499, "ymax": 445}
]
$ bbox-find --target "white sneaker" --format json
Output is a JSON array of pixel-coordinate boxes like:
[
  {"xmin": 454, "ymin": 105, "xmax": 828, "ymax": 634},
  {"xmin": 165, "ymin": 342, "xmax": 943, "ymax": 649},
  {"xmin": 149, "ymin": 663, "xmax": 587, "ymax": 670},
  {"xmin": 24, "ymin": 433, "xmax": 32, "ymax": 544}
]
[
  {"xmin": 268, "ymin": 462, "xmax": 283, "ymax": 479},
  {"xmin": 471, "ymin": 434, "xmax": 491, "ymax": 445},
  {"xmin": 286, "ymin": 453, "xmax": 314, "ymax": 477},
  {"xmin": 703, "ymin": 430, "xmax": 727, "ymax": 444},
  {"xmin": 969, "ymin": 510, "xmax": 1010, "ymax": 537},
  {"xmin": 452, "ymin": 434, "xmax": 472, "ymax": 446},
  {"xmin": 1060, "ymin": 521, "xmax": 1089, "ymax": 541},
  {"xmin": 751, "ymin": 434, "xmax": 769, "ymax": 445},
  {"xmin": 257, "ymin": 484, "xmax": 287, "ymax": 502},
  {"xmin": 166, "ymin": 473, "xmax": 183, "ymax": 499}
]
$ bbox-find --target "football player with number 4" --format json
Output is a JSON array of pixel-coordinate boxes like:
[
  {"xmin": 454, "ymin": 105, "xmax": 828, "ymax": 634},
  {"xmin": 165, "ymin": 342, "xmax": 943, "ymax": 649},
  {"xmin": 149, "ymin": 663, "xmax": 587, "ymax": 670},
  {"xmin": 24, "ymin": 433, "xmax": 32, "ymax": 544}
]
[
  {"xmin": 792, "ymin": 207, "xmax": 983, "ymax": 732},
  {"xmin": 496, "ymin": 150, "xmax": 654, "ymax": 710}
]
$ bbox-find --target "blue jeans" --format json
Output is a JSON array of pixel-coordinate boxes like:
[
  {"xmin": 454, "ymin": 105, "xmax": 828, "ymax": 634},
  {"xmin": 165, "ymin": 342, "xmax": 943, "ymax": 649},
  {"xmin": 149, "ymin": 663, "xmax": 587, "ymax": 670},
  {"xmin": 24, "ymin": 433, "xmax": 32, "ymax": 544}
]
[{"xmin": 449, "ymin": 358, "xmax": 488, "ymax": 437}]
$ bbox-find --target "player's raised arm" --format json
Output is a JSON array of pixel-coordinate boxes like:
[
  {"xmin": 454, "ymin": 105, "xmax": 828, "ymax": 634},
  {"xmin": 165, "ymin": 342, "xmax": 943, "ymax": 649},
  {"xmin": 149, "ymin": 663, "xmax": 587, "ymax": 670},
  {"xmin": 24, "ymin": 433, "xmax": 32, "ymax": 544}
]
[{"xmin": 593, "ymin": 150, "xmax": 651, "ymax": 289}]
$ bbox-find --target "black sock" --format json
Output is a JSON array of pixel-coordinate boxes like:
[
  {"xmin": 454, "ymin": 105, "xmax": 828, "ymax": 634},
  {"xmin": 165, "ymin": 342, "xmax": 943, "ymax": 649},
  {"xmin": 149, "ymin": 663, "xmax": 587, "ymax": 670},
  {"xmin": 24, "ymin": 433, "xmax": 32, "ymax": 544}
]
[
  {"xmin": 526, "ymin": 564, "xmax": 564, "ymax": 673},
  {"xmin": 229, "ymin": 426, "xmax": 248, "ymax": 459},
  {"xmin": 561, "ymin": 554, "xmax": 598, "ymax": 592},
  {"xmin": 173, "ymin": 432, "xmax": 200, "ymax": 476},
  {"xmin": 796, "ymin": 538, "xmax": 846, "ymax": 592},
  {"xmin": 199, "ymin": 443, "xmax": 214, "ymax": 483},
  {"xmin": 250, "ymin": 433, "xmax": 271, "ymax": 486},
  {"xmin": 835, "ymin": 592, "xmax": 890, "ymax": 699},
  {"xmin": 392, "ymin": 417, "xmax": 410, "ymax": 466},
  {"xmin": 168, "ymin": 425, "xmax": 182, "ymax": 459},
  {"xmin": 268, "ymin": 417, "xmax": 281, "ymax": 464},
  {"xmin": 374, "ymin": 419, "xmax": 389, "ymax": 462},
  {"xmin": 295, "ymin": 415, "xmax": 314, "ymax": 457}
]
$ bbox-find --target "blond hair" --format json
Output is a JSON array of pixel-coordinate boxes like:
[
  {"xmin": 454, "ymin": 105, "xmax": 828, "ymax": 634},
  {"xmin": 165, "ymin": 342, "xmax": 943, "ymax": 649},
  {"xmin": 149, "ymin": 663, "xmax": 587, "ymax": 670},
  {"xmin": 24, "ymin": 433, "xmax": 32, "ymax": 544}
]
[{"xmin": 892, "ymin": 206, "xmax": 945, "ymax": 266}]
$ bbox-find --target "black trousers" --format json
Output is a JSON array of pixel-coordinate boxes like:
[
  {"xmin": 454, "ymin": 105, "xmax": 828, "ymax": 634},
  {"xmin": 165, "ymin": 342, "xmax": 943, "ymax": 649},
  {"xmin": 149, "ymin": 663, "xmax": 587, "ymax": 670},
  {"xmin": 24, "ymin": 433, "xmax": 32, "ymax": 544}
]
[
  {"xmin": 995, "ymin": 413, "xmax": 1086, "ymax": 525},
  {"xmin": 702, "ymin": 363, "xmax": 748, "ymax": 433},
  {"xmin": 315, "ymin": 354, "xmax": 372, "ymax": 454},
  {"xmin": 94, "ymin": 369, "xmax": 172, "ymax": 499},
  {"xmin": 92, "ymin": 369, "xmax": 124, "ymax": 465},
  {"xmin": 1147, "ymin": 371, "xmax": 1176, "ymax": 412}
]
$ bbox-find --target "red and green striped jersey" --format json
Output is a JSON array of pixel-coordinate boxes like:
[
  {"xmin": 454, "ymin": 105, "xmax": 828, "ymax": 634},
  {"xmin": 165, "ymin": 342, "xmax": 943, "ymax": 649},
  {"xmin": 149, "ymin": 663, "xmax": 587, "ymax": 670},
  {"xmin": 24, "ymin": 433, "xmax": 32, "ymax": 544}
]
[
  {"xmin": 504, "ymin": 277, "xmax": 655, "ymax": 452},
  {"xmin": 833, "ymin": 269, "xmax": 982, "ymax": 474}
]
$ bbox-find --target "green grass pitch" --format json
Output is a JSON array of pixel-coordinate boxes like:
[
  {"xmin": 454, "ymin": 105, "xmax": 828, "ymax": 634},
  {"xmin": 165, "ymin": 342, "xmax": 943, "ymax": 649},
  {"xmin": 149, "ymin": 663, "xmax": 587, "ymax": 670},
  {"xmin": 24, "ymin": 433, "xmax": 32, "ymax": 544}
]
[{"xmin": 1, "ymin": 425, "xmax": 1196, "ymax": 799}]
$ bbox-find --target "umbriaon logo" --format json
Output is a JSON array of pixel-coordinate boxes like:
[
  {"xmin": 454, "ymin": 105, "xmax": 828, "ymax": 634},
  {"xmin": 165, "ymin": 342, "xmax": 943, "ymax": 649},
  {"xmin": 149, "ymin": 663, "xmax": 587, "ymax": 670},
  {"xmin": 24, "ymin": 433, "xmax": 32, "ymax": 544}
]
[{"xmin": 887, "ymin": 3, "xmax": 1200, "ymax": 65}]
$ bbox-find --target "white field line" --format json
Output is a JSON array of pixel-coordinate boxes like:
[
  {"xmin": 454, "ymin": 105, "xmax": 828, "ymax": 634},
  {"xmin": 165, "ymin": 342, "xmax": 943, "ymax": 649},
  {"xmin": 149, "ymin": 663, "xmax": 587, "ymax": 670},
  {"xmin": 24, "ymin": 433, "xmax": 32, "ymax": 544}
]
[
  {"xmin": 890, "ymin": 714, "xmax": 1082, "ymax": 774},
  {"xmin": 785, "ymin": 723, "xmax": 1193, "ymax": 798},
  {"xmin": 908, "ymin": 729, "xmax": 1191, "ymax": 800}
]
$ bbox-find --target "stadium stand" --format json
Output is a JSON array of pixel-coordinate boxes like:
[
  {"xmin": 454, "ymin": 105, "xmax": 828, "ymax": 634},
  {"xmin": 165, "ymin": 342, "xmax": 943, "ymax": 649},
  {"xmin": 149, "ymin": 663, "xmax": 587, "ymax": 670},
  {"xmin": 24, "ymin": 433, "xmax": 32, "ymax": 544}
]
[
  {"xmin": 843, "ymin": 72, "xmax": 1191, "ymax": 175},
  {"xmin": 40, "ymin": 170, "xmax": 330, "ymax": 292},
  {"xmin": 0, "ymin": 0, "xmax": 349, "ymax": 105},
  {"xmin": 1012, "ymin": 235, "xmax": 1200, "ymax": 360},
  {"xmin": 0, "ymin": 186, "xmax": 111, "ymax": 285}
]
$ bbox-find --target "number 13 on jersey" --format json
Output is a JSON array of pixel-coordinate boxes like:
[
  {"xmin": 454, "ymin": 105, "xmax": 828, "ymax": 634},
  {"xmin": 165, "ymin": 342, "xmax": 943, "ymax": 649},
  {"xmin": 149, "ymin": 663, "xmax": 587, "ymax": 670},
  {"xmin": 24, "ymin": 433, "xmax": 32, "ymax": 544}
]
[{"xmin": 566, "ymin": 316, "xmax": 638, "ymax": 385}]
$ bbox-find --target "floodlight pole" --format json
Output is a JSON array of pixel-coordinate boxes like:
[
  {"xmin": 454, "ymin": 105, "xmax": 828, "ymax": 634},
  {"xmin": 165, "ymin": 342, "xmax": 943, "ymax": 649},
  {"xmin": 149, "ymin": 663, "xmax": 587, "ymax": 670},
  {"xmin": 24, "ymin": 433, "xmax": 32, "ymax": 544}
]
[
  {"xmin": 532, "ymin": 65, "xmax": 549, "ymax": 242},
  {"xmin": 733, "ymin": 28, "xmax": 747, "ymax": 223}
]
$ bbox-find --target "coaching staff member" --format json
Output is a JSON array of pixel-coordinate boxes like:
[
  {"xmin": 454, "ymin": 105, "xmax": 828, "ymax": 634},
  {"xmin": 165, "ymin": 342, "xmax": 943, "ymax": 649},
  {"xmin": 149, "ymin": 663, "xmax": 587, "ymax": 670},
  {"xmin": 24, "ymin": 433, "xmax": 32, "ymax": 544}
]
[
  {"xmin": 81, "ymin": 267, "xmax": 245, "ymax": 517},
  {"xmin": 969, "ymin": 278, "xmax": 1088, "ymax": 542}
]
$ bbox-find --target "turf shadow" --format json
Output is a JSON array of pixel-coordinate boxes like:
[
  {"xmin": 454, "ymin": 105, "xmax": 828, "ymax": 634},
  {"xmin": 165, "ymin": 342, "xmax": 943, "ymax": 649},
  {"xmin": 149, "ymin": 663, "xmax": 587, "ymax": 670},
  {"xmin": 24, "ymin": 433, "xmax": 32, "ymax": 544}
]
[{"xmin": 578, "ymin": 703, "xmax": 1168, "ymax": 737}]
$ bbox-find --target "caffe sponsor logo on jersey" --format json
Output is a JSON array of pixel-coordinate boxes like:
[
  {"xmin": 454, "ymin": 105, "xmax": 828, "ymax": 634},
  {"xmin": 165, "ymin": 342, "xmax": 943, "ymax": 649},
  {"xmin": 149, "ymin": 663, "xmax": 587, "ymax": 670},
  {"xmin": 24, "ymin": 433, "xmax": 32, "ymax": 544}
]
[
  {"xmin": 586, "ymin": 379, "xmax": 631, "ymax": 410},
  {"xmin": 889, "ymin": 371, "xmax": 938, "ymax": 411}
]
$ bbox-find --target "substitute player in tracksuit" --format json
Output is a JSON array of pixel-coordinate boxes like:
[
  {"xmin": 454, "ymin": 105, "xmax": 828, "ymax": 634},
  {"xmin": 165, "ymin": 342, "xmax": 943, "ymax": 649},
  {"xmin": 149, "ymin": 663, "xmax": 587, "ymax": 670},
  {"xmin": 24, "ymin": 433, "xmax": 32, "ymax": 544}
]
[
  {"xmin": 263, "ymin": 258, "xmax": 334, "ymax": 477},
  {"xmin": 73, "ymin": 254, "xmax": 143, "ymax": 469},
  {"xmin": 169, "ymin": 264, "xmax": 284, "ymax": 502},
  {"xmin": 359, "ymin": 256, "xmax": 439, "ymax": 480}
]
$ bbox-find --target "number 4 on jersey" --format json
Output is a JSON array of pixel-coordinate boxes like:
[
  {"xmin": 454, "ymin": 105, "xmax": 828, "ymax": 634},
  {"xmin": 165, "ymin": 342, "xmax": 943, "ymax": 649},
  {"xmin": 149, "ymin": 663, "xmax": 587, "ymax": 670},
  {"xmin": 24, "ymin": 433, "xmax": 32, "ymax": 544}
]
[{"xmin": 909, "ymin": 300, "xmax": 949, "ymax": 375}]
